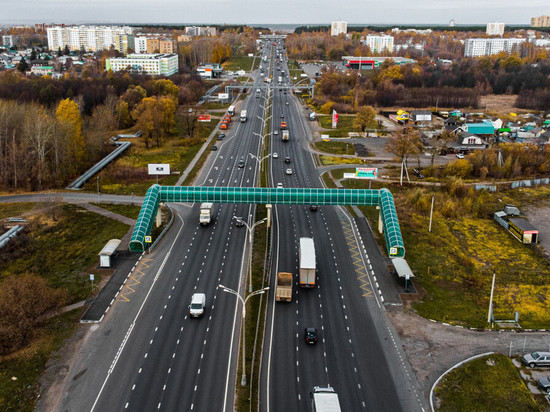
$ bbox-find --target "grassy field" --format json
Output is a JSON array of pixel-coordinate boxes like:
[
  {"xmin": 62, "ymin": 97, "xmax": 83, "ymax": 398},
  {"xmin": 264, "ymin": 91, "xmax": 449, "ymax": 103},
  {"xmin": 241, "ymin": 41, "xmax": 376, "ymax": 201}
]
[
  {"xmin": 0, "ymin": 310, "xmax": 80, "ymax": 412},
  {"xmin": 434, "ymin": 354, "xmax": 539, "ymax": 411},
  {"xmin": 318, "ymin": 114, "xmax": 357, "ymax": 132},
  {"xmin": 344, "ymin": 178, "xmax": 550, "ymax": 329},
  {"xmin": 319, "ymin": 155, "xmax": 366, "ymax": 166},
  {"xmin": 314, "ymin": 140, "xmax": 356, "ymax": 155},
  {"xmin": 91, "ymin": 203, "xmax": 142, "ymax": 220},
  {"xmin": 84, "ymin": 112, "xmax": 219, "ymax": 195},
  {"xmin": 222, "ymin": 56, "xmax": 257, "ymax": 72},
  {"xmin": 0, "ymin": 203, "xmax": 129, "ymax": 301},
  {"xmin": 0, "ymin": 202, "xmax": 37, "ymax": 220}
]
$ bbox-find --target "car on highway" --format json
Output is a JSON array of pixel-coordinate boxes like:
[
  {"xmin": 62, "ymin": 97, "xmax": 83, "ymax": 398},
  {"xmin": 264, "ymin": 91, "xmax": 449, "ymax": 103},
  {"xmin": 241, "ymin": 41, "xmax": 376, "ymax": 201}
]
[
  {"xmin": 189, "ymin": 293, "xmax": 206, "ymax": 318},
  {"xmin": 286, "ymin": 168, "xmax": 292, "ymax": 175},
  {"xmin": 285, "ymin": 102, "xmax": 289, "ymax": 105},
  {"xmin": 280, "ymin": 114, "xmax": 284, "ymax": 118},
  {"xmin": 277, "ymin": 183, "xmax": 283, "ymax": 189},
  {"xmin": 273, "ymin": 152, "xmax": 279, "ymax": 159},
  {"xmin": 211, "ymin": 145, "xmax": 218, "ymax": 151},
  {"xmin": 304, "ymin": 328, "xmax": 318, "ymax": 345},
  {"xmin": 284, "ymin": 156, "xmax": 291, "ymax": 164},
  {"xmin": 310, "ymin": 205, "xmax": 318, "ymax": 211},
  {"xmin": 238, "ymin": 158, "xmax": 245, "ymax": 168},
  {"xmin": 273, "ymin": 130, "xmax": 279, "ymax": 135},
  {"xmin": 522, "ymin": 352, "xmax": 550, "ymax": 367},
  {"xmin": 456, "ymin": 153, "xmax": 465, "ymax": 159},
  {"xmin": 217, "ymin": 133, "xmax": 225, "ymax": 140},
  {"xmin": 234, "ymin": 217, "xmax": 245, "ymax": 227},
  {"xmin": 538, "ymin": 376, "xmax": 550, "ymax": 392}
]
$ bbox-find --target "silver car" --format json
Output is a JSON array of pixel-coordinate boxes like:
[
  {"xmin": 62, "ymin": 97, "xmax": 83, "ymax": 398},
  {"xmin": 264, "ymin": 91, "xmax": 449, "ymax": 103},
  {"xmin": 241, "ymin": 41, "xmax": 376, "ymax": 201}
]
[
  {"xmin": 522, "ymin": 352, "xmax": 550, "ymax": 367},
  {"xmin": 538, "ymin": 376, "xmax": 550, "ymax": 392}
]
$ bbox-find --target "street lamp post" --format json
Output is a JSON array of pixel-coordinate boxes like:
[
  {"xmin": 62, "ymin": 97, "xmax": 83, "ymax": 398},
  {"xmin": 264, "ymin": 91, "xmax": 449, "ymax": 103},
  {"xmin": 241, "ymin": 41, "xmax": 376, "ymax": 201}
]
[
  {"xmin": 96, "ymin": 176, "xmax": 100, "ymax": 204},
  {"xmin": 218, "ymin": 284, "xmax": 269, "ymax": 387},
  {"xmin": 233, "ymin": 216, "xmax": 267, "ymax": 292}
]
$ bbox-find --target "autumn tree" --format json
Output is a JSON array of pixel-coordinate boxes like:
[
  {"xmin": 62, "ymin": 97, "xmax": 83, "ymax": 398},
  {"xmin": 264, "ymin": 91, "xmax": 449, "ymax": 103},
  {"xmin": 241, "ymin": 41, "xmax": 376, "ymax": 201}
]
[
  {"xmin": 0, "ymin": 274, "xmax": 67, "ymax": 355},
  {"xmin": 150, "ymin": 79, "xmax": 179, "ymax": 101},
  {"xmin": 353, "ymin": 106, "xmax": 377, "ymax": 136},
  {"xmin": 385, "ymin": 127, "xmax": 423, "ymax": 184},
  {"xmin": 56, "ymin": 98, "xmax": 87, "ymax": 173},
  {"xmin": 131, "ymin": 96, "xmax": 176, "ymax": 148}
]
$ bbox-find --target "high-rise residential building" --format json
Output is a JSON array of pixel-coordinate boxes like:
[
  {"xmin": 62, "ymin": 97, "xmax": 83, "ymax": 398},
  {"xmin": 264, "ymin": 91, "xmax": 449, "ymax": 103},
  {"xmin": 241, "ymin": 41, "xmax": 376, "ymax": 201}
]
[
  {"xmin": 331, "ymin": 20, "xmax": 347, "ymax": 36},
  {"xmin": 531, "ymin": 15, "xmax": 550, "ymax": 27},
  {"xmin": 105, "ymin": 53, "xmax": 179, "ymax": 76},
  {"xmin": 46, "ymin": 25, "xmax": 134, "ymax": 52},
  {"xmin": 464, "ymin": 38, "xmax": 526, "ymax": 57},
  {"xmin": 184, "ymin": 26, "xmax": 217, "ymax": 37},
  {"xmin": 362, "ymin": 35, "xmax": 394, "ymax": 53},
  {"xmin": 486, "ymin": 22, "xmax": 505, "ymax": 36},
  {"xmin": 2, "ymin": 35, "xmax": 21, "ymax": 48}
]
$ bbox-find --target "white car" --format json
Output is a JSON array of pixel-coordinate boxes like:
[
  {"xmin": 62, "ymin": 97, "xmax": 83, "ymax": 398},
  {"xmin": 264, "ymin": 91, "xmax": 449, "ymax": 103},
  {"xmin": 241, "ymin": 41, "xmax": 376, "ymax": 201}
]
[
  {"xmin": 273, "ymin": 130, "xmax": 279, "ymax": 135},
  {"xmin": 456, "ymin": 153, "xmax": 465, "ymax": 159},
  {"xmin": 286, "ymin": 168, "xmax": 293, "ymax": 175},
  {"xmin": 273, "ymin": 152, "xmax": 279, "ymax": 159},
  {"xmin": 277, "ymin": 183, "xmax": 283, "ymax": 188}
]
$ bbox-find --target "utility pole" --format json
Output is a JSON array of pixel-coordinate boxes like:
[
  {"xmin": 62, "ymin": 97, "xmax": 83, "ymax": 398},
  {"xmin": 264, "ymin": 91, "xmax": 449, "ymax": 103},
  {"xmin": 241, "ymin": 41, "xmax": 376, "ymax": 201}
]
[{"xmin": 487, "ymin": 273, "xmax": 496, "ymax": 324}]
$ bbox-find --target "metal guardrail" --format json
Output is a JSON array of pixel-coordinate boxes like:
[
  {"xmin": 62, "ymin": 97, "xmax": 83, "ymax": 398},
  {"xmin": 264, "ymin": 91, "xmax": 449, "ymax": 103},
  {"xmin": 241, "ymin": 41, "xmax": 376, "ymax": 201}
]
[
  {"xmin": 0, "ymin": 225, "xmax": 23, "ymax": 249},
  {"xmin": 66, "ymin": 141, "xmax": 131, "ymax": 190}
]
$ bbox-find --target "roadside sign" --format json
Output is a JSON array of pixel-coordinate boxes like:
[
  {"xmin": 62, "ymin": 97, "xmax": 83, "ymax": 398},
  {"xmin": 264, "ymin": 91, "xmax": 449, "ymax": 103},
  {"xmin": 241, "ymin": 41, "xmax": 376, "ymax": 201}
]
[
  {"xmin": 197, "ymin": 114, "xmax": 211, "ymax": 122},
  {"xmin": 148, "ymin": 164, "xmax": 171, "ymax": 175},
  {"xmin": 321, "ymin": 134, "xmax": 330, "ymax": 142},
  {"xmin": 89, "ymin": 274, "xmax": 94, "ymax": 281},
  {"xmin": 390, "ymin": 247, "xmax": 398, "ymax": 256},
  {"xmin": 355, "ymin": 167, "xmax": 378, "ymax": 180},
  {"xmin": 218, "ymin": 93, "xmax": 229, "ymax": 100},
  {"xmin": 145, "ymin": 236, "xmax": 152, "ymax": 243},
  {"xmin": 332, "ymin": 110, "xmax": 338, "ymax": 128}
]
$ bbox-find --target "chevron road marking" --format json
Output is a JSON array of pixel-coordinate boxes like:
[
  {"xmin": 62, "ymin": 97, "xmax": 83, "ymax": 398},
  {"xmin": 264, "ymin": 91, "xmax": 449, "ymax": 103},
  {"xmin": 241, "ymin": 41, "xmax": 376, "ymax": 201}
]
[
  {"xmin": 341, "ymin": 221, "xmax": 373, "ymax": 297},
  {"xmin": 117, "ymin": 258, "xmax": 153, "ymax": 302}
]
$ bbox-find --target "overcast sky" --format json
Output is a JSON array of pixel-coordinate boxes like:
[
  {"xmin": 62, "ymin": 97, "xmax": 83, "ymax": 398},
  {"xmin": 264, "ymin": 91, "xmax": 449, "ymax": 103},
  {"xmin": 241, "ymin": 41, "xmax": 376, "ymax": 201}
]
[{"xmin": 0, "ymin": 0, "xmax": 549, "ymax": 26}]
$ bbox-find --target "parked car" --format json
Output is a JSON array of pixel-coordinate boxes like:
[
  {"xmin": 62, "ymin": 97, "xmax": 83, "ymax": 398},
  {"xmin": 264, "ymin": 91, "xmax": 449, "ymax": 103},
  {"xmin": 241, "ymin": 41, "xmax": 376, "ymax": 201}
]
[
  {"xmin": 522, "ymin": 352, "xmax": 550, "ymax": 367},
  {"xmin": 304, "ymin": 328, "xmax": 318, "ymax": 345},
  {"xmin": 456, "ymin": 153, "xmax": 465, "ymax": 159},
  {"xmin": 217, "ymin": 133, "xmax": 225, "ymax": 140},
  {"xmin": 211, "ymin": 145, "xmax": 218, "ymax": 151},
  {"xmin": 538, "ymin": 376, "xmax": 550, "ymax": 392}
]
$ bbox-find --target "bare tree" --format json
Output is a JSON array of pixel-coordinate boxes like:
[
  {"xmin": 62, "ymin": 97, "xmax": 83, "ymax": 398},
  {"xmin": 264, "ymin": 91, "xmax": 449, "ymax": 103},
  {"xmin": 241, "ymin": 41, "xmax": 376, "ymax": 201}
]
[{"xmin": 385, "ymin": 127, "xmax": 423, "ymax": 185}]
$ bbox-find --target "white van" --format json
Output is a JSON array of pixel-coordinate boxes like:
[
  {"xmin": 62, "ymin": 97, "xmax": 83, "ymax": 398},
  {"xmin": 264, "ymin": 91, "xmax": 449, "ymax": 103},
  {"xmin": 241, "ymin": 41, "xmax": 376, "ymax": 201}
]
[{"xmin": 189, "ymin": 293, "xmax": 206, "ymax": 317}]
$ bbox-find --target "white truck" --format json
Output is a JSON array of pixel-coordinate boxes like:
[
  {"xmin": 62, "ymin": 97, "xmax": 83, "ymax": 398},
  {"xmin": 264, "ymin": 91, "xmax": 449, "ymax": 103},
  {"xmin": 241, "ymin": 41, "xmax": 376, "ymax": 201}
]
[
  {"xmin": 282, "ymin": 130, "xmax": 289, "ymax": 142},
  {"xmin": 299, "ymin": 237, "xmax": 316, "ymax": 287},
  {"xmin": 240, "ymin": 110, "xmax": 247, "ymax": 122},
  {"xmin": 310, "ymin": 386, "xmax": 341, "ymax": 412},
  {"xmin": 199, "ymin": 203, "xmax": 213, "ymax": 225}
]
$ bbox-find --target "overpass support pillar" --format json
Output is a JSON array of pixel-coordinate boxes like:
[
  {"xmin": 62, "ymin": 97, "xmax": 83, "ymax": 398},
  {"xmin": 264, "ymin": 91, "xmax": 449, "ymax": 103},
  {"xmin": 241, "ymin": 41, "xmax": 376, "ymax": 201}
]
[
  {"xmin": 266, "ymin": 204, "xmax": 272, "ymax": 228},
  {"xmin": 155, "ymin": 203, "xmax": 163, "ymax": 227}
]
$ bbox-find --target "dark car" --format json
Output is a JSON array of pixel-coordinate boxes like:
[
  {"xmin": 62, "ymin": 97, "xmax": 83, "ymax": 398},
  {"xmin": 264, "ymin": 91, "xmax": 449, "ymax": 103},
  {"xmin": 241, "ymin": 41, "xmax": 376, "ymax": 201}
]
[
  {"xmin": 538, "ymin": 376, "xmax": 550, "ymax": 392},
  {"xmin": 304, "ymin": 328, "xmax": 318, "ymax": 345},
  {"xmin": 217, "ymin": 133, "xmax": 225, "ymax": 140},
  {"xmin": 284, "ymin": 156, "xmax": 291, "ymax": 164},
  {"xmin": 280, "ymin": 114, "xmax": 284, "ymax": 118},
  {"xmin": 234, "ymin": 217, "xmax": 245, "ymax": 227},
  {"xmin": 310, "ymin": 205, "xmax": 318, "ymax": 211},
  {"xmin": 238, "ymin": 160, "xmax": 245, "ymax": 168},
  {"xmin": 211, "ymin": 145, "xmax": 218, "ymax": 151}
]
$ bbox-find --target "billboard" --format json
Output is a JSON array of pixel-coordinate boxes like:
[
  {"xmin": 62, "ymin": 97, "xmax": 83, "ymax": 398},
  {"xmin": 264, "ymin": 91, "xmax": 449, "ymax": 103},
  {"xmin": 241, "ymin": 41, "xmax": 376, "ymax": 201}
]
[
  {"xmin": 148, "ymin": 164, "xmax": 171, "ymax": 175},
  {"xmin": 332, "ymin": 110, "xmax": 338, "ymax": 128},
  {"xmin": 321, "ymin": 134, "xmax": 330, "ymax": 142},
  {"xmin": 218, "ymin": 93, "xmax": 229, "ymax": 100},
  {"xmin": 355, "ymin": 167, "xmax": 378, "ymax": 180},
  {"xmin": 197, "ymin": 114, "xmax": 211, "ymax": 122}
]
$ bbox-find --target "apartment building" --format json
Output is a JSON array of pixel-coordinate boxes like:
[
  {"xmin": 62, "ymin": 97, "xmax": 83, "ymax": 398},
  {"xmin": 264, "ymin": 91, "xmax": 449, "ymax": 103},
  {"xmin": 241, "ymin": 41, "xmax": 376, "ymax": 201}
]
[
  {"xmin": 105, "ymin": 53, "xmax": 179, "ymax": 76},
  {"xmin": 46, "ymin": 25, "xmax": 134, "ymax": 52},
  {"xmin": 531, "ymin": 15, "xmax": 550, "ymax": 27},
  {"xmin": 486, "ymin": 22, "xmax": 505, "ymax": 36},
  {"xmin": 464, "ymin": 38, "xmax": 526, "ymax": 57},
  {"xmin": 331, "ymin": 20, "xmax": 347, "ymax": 36},
  {"xmin": 184, "ymin": 26, "xmax": 217, "ymax": 37},
  {"xmin": 134, "ymin": 35, "xmax": 176, "ymax": 54},
  {"xmin": 2, "ymin": 35, "xmax": 21, "ymax": 48},
  {"xmin": 362, "ymin": 35, "xmax": 394, "ymax": 53}
]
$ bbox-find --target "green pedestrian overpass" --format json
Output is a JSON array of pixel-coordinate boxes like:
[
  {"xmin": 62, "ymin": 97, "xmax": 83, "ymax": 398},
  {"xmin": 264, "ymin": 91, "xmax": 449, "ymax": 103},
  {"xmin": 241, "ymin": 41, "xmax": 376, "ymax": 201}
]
[{"xmin": 129, "ymin": 185, "xmax": 405, "ymax": 257}]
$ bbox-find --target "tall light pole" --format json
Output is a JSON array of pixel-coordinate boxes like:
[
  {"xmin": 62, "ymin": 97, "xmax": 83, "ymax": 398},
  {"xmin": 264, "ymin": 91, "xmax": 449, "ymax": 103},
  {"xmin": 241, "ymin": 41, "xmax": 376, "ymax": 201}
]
[
  {"xmin": 218, "ymin": 284, "xmax": 269, "ymax": 387},
  {"xmin": 234, "ymin": 216, "xmax": 267, "ymax": 292},
  {"xmin": 96, "ymin": 176, "xmax": 100, "ymax": 204}
]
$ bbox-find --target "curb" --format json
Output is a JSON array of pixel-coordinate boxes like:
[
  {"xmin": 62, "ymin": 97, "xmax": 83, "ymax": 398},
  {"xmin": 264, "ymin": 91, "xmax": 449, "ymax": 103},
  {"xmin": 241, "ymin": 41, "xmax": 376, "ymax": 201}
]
[{"xmin": 427, "ymin": 318, "xmax": 550, "ymax": 333}]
